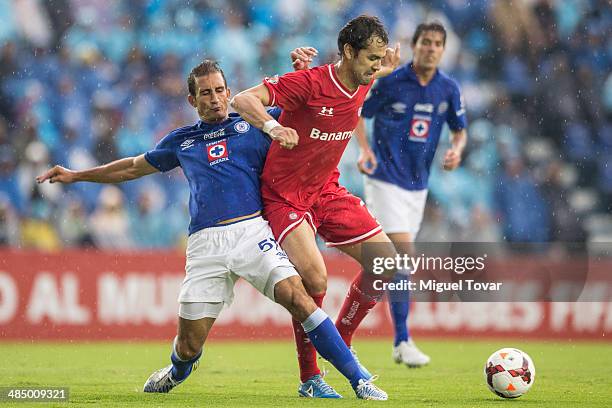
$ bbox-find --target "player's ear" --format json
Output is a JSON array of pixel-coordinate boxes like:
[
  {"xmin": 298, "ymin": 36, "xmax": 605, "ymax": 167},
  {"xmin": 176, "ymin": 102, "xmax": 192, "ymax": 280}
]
[
  {"xmin": 226, "ymin": 87, "xmax": 231, "ymax": 98},
  {"xmin": 188, "ymin": 94, "xmax": 197, "ymax": 108},
  {"xmin": 343, "ymin": 43, "xmax": 354, "ymax": 60}
]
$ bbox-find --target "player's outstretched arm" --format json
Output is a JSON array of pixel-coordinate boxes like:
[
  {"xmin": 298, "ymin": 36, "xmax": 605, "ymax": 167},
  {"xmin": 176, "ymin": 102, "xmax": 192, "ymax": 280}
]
[
  {"xmin": 36, "ymin": 154, "xmax": 158, "ymax": 184},
  {"xmin": 354, "ymin": 117, "xmax": 377, "ymax": 175},
  {"xmin": 443, "ymin": 129, "xmax": 467, "ymax": 171},
  {"xmin": 374, "ymin": 42, "xmax": 401, "ymax": 79},
  {"xmin": 231, "ymin": 85, "xmax": 298, "ymax": 149}
]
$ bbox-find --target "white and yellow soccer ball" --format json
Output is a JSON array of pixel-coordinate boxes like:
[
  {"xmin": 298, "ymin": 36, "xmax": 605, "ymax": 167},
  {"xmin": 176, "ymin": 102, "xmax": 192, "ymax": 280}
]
[{"xmin": 484, "ymin": 348, "xmax": 535, "ymax": 398}]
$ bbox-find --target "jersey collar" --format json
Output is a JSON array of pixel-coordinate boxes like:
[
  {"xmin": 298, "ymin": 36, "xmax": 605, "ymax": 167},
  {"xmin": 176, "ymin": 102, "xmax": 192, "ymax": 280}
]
[
  {"xmin": 197, "ymin": 115, "xmax": 233, "ymax": 130},
  {"xmin": 328, "ymin": 64, "xmax": 360, "ymax": 99},
  {"xmin": 406, "ymin": 61, "xmax": 440, "ymax": 86}
]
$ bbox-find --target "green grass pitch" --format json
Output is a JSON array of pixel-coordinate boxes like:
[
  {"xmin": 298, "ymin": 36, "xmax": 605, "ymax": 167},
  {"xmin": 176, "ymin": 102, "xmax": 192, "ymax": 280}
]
[{"xmin": 2, "ymin": 339, "xmax": 611, "ymax": 407}]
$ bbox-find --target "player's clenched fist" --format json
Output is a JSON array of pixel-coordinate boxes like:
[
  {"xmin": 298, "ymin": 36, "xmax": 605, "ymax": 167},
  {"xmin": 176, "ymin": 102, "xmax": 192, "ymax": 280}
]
[
  {"xmin": 36, "ymin": 165, "xmax": 76, "ymax": 184},
  {"xmin": 357, "ymin": 147, "xmax": 378, "ymax": 175},
  {"xmin": 442, "ymin": 149, "xmax": 461, "ymax": 171},
  {"xmin": 269, "ymin": 126, "xmax": 299, "ymax": 149}
]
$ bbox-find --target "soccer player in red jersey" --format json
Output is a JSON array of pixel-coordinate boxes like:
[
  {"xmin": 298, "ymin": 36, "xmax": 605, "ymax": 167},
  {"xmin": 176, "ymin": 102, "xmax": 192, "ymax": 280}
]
[{"xmin": 231, "ymin": 15, "xmax": 401, "ymax": 397}]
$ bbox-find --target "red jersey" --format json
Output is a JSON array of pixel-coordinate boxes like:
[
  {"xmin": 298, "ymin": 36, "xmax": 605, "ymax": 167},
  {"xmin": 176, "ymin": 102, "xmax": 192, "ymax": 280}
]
[{"xmin": 261, "ymin": 64, "xmax": 373, "ymax": 209}]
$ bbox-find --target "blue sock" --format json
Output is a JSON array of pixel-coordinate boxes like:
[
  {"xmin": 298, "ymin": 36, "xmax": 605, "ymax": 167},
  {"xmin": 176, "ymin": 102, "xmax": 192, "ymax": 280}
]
[
  {"xmin": 389, "ymin": 273, "xmax": 410, "ymax": 346},
  {"xmin": 170, "ymin": 339, "xmax": 202, "ymax": 382},
  {"xmin": 302, "ymin": 308, "xmax": 367, "ymax": 388}
]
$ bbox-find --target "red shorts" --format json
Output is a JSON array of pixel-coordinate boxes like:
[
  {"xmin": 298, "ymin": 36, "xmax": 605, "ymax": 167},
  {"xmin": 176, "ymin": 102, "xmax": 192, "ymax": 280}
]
[{"xmin": 262, "ymin": 178, "xmax": 382, "ymax": 246}]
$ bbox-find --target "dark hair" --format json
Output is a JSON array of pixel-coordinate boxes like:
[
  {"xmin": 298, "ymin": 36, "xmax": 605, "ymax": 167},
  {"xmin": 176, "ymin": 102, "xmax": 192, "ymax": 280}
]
[
  {"xmin": 337, "ymin": 15, "xmax": 389, "ymax": 57},
  {"xmin": 412, "ymin": 21, "xmax": 447, "ymax": 46},
  {"xmin": 187, "ymin": 59, "xmax": 227, "ymax": 96}
]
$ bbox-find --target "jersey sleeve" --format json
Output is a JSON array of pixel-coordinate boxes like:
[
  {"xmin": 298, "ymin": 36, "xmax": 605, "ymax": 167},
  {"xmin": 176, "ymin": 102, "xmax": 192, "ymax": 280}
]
[
  {"xmin": 144, "ymin": 132, "xmax": 180, "ymax": 172},
  {"xmin": 262, "ymin": 70, "xmax": 312, "ymax": 111},
  {"xmin": 446, "ymin": 80, "xmax": 467, "ymax": 131},
  {"xmin": 360, "ymin": 78, "xmax": 389, "ymax": 118}
]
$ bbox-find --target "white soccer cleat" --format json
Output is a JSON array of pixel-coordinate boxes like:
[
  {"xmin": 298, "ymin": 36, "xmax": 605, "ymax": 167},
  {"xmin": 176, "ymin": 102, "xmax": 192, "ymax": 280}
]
[
  {"xmin": 143, "ymin": 365, "xmax": 181, "ymax": 393},
  {"xmin": 354, "ymin": 376, "xmax": 388, "ymax": 400},
  {"xmin": 392, "ymin": 339, "xmax": 431, "ymax": 368}
]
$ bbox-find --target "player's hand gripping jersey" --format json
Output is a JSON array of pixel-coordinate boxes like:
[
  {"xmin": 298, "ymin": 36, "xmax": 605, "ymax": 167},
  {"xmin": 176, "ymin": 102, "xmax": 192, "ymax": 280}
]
[{"xmin": 262, "ymin": 64, "xmax": 374, "ymax": 209}]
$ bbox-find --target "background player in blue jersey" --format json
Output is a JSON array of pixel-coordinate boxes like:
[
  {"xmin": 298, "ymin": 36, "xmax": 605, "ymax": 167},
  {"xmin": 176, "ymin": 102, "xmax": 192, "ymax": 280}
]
[
  {"xmin": 36, "ymin": 57, "xmax": 388, "ymax": 400},
  {"xmin": 355, "ymin": 22, "xmax": 468, "ymax": 368}
]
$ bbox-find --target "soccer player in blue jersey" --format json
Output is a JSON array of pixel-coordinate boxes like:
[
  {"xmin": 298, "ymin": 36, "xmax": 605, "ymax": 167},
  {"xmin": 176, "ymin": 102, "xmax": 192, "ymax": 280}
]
[
  {"xmin": 36, "ymin": 57, "xmax": 388, "ymax": 400},
  {"xmin": 355, "ymin": 22, "xmax": 468, "ymax": 367}
]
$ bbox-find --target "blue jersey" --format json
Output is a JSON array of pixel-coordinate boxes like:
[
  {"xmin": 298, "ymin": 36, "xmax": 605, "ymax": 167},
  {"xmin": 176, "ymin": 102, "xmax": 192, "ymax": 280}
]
[
  {"xmin": 145, "ymin": 109, "xmax": 280, "ymax": 235},
  {"xmin": 361, "ymin": 62, "xmax": 467, "ymax": 190}
]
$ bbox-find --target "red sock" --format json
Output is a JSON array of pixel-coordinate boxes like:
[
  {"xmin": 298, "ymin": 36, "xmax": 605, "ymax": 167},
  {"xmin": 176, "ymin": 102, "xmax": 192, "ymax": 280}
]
[
  {"xmin": 334, "ymin": 273, "xmax": 382, "ymax": 347},
  {"xmin": 292, "ymin": 293, "xmax": 325, "ymax": 383}
]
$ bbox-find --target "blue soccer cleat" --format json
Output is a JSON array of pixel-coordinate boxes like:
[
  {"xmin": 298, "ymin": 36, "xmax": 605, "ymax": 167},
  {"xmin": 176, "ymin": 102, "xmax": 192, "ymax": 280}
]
[
  {"xmin": 354, "ymin": 376, "xmax": 388, "ymax": 400},
  {"xmin": 298, "ymin": 374, "xmax": 342, "ymax": 398},
  {"xmin": 350, "ymin": 346, "xmax": 373, "ymax": 380},
  {"xmin": 143, "ymin": 359, "xmax": 200, "ymax": 393}
]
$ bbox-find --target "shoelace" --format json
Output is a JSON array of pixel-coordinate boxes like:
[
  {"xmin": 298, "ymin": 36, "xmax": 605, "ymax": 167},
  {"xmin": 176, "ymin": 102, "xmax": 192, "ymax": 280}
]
[
  {"xmin": 313, "ymin": 376, "xmax": 336, "ymax": 395},
  {"xmin": 163, "ymin": 371, "xmax": 178, "ymax": 391},
  {"xmin": 357, "ymin": 375, "xmax": 382, "ymax": 396},
  {"xmin": 317, "ymin": 356, "xmax": 329, "ymax": 378}
]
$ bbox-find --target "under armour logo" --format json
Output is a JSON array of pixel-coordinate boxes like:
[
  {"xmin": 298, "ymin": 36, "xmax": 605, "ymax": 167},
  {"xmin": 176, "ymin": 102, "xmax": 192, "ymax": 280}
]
[{"xmin": 318, "ymin": 106, "xmax": 334, "ymax": 117}]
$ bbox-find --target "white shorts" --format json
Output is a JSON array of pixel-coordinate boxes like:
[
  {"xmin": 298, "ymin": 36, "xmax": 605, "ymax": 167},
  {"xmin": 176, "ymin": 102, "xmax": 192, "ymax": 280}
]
[
  {"xmin": 179, "ymin": 216, "xmax": 297, "ymax": 309},
  {"xmin": 364, "ymin": 177, "xmax": 428, "ymax": 237}
]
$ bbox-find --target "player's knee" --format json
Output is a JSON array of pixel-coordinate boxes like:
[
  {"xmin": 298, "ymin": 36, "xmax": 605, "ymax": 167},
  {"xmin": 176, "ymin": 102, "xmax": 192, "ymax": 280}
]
[
  {"xmin": 274, "ymin": 277, "xmax": 316, "ymax": 318},
  {"xmin": 293, "ymin": 259, "xmax": 327, "ymax": 294},
  {"xmin": 287, "ymin": 288, "xmax": 317, "ymax": 321},
  {"xmin": 292, "ymin": 288, "xmax": 315, "ymax": 311},
  {"xmin": 301, "ymin": 274, "xmax": 327, "ymax": 295}
]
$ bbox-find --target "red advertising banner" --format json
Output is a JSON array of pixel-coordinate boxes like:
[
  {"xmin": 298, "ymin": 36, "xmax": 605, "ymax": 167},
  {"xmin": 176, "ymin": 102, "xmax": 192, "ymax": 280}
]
[{"xmin": 0, "ymin": 250, "xmax": 610, "ymax": 341}]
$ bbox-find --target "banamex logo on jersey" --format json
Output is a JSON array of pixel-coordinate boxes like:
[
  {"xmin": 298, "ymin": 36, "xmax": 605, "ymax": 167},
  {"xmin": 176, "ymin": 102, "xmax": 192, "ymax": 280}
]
[{"xmin": 206, "ymin": 139, "xmax": 229, "ymax": 165}]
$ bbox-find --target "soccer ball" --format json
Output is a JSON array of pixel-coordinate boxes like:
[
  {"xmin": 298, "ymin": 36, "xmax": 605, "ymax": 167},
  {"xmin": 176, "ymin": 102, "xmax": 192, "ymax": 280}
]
[{"xmin": 484, "ymin": 348, "xmax": 535, "ymax": 398}]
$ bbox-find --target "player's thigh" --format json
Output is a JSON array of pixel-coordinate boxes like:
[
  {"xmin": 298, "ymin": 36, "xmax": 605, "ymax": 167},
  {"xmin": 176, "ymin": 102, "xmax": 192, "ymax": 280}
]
[
  {"xmin": 181, "ymin": 227, "xmax": 238, "ymax": 305},
  {"xmin": 316, "ymin": 185, "xmax": 381, "ymax": 248},
  {"xmin": 388, "ymin": 232, "xmax": 415, "ymax": 256},
  {"xmin": 228, "ymin": 218, "xmax": 300, "ymax": 301},
  {"xmin": 281, "ymin": 220, "xmax": 328, "ymax": 294},
  {"xmin": 336, "ymin": 230, "xmax": 398, "ymax": 278}
]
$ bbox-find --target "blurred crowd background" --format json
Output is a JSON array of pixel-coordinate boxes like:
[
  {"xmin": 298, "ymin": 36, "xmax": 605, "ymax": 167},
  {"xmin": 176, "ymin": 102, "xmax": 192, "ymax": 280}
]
[{"xmin": 0, "ymin": 0, "xmax": 610, "ymax": 252}]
